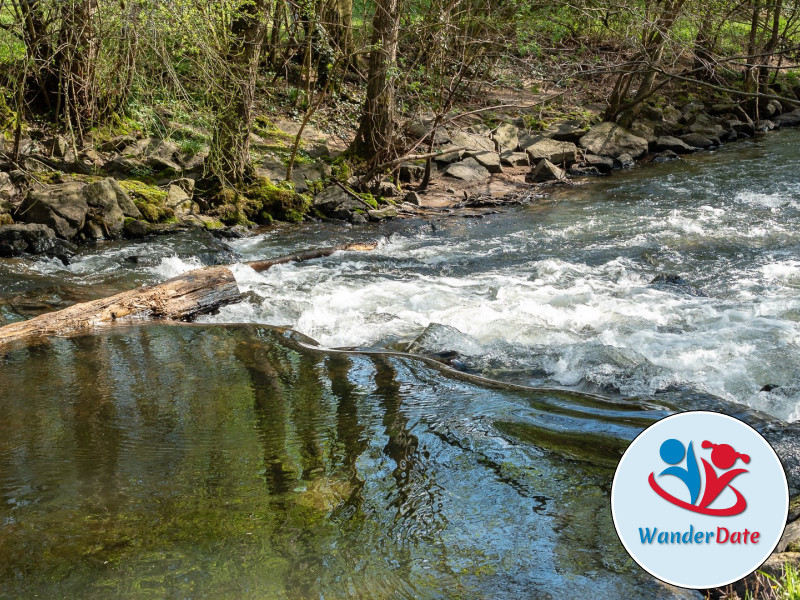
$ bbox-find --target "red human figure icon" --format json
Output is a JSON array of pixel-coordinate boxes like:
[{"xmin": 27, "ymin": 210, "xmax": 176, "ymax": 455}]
[{"xmin": 698, "ymin": 441, "xmax": 750, "ymax": 510}]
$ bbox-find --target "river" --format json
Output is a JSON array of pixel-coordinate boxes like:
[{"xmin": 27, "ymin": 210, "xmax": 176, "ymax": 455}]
[{"xmin": 1, "ymin": 130, "xmax": 800, "ymax": 598}]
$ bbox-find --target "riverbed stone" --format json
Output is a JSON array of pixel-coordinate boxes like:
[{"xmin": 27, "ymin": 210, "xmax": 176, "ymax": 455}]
[
  {"xmin": 166, "ymin": 184, "xmax": 194, "ymax": 215},
  {"xmin": 471, "ymin": 151, "xmax": 503, "ymax": 174},
  {"xmin": 399, "ymin": 162, "xmax": 425, "ymax": 182},
  {"xmin": 404, "ymin": 191, "xmax": 422, "ymax": 205},
  {"xmin": 582, "ymin": 154, "xmax": 615, "ymax": 173},
  {"xmin": 679, "ymin": 133, "xmax": 717, "ymax": 149},
  {"xmin": 493, "ymin": 123, "xmax": 519, "ymax": 152},
  {"xmin": 579, "ymin": 122, "xmax": 648, "ymax": 159},
  {"xmin": 523, "ymin": 137, "xmax": 577, "ymax": 165},
  {"xmin": 500, "ymin": 151, "xmax": 529, "ymax": 167},
  {"xmin": 545, "ymin": 121, "xmax": 590, "ymax": 144},
  {"xmin": 655, "ymin": 136, "xmax": 694, "ymax": 154},
  {"xmin": 82, "ymin": 179, "xmax": 136, "ymax": 238},
  {"xmin": 433, "ymin": 146, "xmax": 465, "ymax": 164},
  {"xmin": 450, "ymin": 130, "xmax": 496, "ymax": 154},
  {"xmin": 313, "ymin": 186, "xmax": 364, "ymax": 214},
  {"xmin": 443, "ymin": 158, "xmax": 490, "ymax": 182},
  {"xmin": 367, "ymin": 206, "xmax": 397, "ymax": 221},
  {"xmin": 526, "ymin": 159, "xmax": 566, "ymax": 183},
  {"xmin": 616, "ymin": 153, "xmax": 635, "ymax": 168},
  {"xmin": 18, "ymin": 182, "xmax": 88, "ymax": 239},
  {"xmin": 0, "ymin": 223, "xmax": 70, "ymax": 257},
  {"xmin": 776, "ymin": 110, "xmax": 800, "ymax": 128}
]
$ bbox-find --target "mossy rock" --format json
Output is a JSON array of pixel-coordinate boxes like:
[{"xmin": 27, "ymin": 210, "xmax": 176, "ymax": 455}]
[
  {"xmin": 118, "ymin": 180, "xmax": 173, "ymax": 223},
  {"xmin": 357, "ymin": 193, "xmax": 378, "ymax": 209},
  {"xmin": 244, "ymin": 178, "xmax": 311, "ymax": 223},
  {"xmin": 0, "ymin": 213, "xmax": 13, "ymax": 226}
]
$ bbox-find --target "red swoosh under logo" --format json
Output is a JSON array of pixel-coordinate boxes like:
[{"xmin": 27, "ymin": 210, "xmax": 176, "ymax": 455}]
[{"xmin": 648, "ymin": 472, "xmax": 747, "ymax": 516}]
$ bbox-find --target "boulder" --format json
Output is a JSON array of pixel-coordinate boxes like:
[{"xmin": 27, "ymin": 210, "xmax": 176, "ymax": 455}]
[
  {"xmin": 629, "ymin": 122, "xmax": 658, "ymax": 146},
  {"xmin": 765, "ymin": 99, "xmax": 783, "ymax": 117},
  {"xmin": 653, "ymin": 150, "xmax": 680, "ymax": 162},
  {"xmin": 99, "ymin": 134, "xmax": 137, "ymax": 153},
  {"xmin": 579, "ymin": 122, "xmax": 648, "ymax": 159},
  {"xmin": 0, "ymin": 172, "xmax": 15, "ymax": 200},
  {"xmin": 166, "ymin": 184, "xmax": 194, "ymax": 215},
  {"xmin": 312, "ymin": 186, "xmax": 364, "ymax": 214},
  {"xmin": 145, "ymin": 141, "xmax": 183, "ymax": 173},
  {"xmin": 404, "ymin": 191, "xmax": 422, "ymax": 205},
  {"xmin": 523, "ymin": 137, "xmax": 578, "ymax": 165},
  {"xmin": 433, "ymin": 146, "xmax": 465, "ymax": 164},
  {"xmin": 450, "ymin": 130, "xmax": 496, "ymax": 154},
  {"xmin": 726, "ymin": 119, "xmax": 756, "ymax": 137},
  {"xmin": 471, "ymin": 151, "xmax": 503, "ymax": 174},
  {"xmin": 17, "ymin": 182, "xmax": 88, "ymax": 239},
  {"xmin": 679, "ymin": 133, "xmax": 717, "ymax": 149},
  {"xmin": 757, "ymin": 119, "xmax": 776, "ymax": 132},
  {"xmin": 582, "ymin": 154, "xmax": 615, "ymax": 173},
  {"xmin": 616, "ymin": 153, "xmax": 635, "ymax": 168},
  {"xmin": 405, "ymin": 119, "xmax": 450, "ymax": 145},
  {"xmin": 82, "ymin": 178, "xmax": 139, "ymax": 238},
  {"xmin": 639, "ymin": 105, "xmax": 664, "ymax": 122},
  {"xmin": 443, "ymin": 158, "xmax": 491, "ymax": 183},
  {"xmin": 0, "ymin": 223, "xmax": 75, "ymax": 258},
  {"xmin": 104, "ymin": 155, "xmax": 148, "ymax": 175},
  {"xmin": 367, "ymin": 206, "xmax": 398, "ymax": 221},
  {"xmin": 493, "ymin": 123, "xmax": 519, "ymax": 152},
  {"xmin": 399, "ymin": 163, "xmax": 425, "ymax": 182},
  {"xmin": 257, "ymin": 158, "xmax": 331, "ymax": 193},
  {"xmin": 350, "ymin": 212, "xmax": 367, "ymax": 225},
  {"xmin": 526, "ymin": 159, "xmax": 566, "ymax": 183},
  {"xmin": 466, "ymin": 123, "xmax": 492, "ymax": 136},
  {"xmin": 500, "ymin": 151, "xmax": 529, "ymax": 167},
  {"xmin": 545, "ymin": 121, "xmax": 590, "ymax": 144},
  {"xmin": 775, "ymin": 110, "xmax": 800, "ymax": 128},
  {"xmin": 655, "ymin": 136, "xmax": 694, "ymax": 154},
  {"xmin": 371, "ymin": 180, "xmax": 401, "ymax": 198}
]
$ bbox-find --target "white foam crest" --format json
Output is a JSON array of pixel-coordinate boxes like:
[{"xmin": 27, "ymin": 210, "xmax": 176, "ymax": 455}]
[{"xmin": 148, "ymin": 255, "xmax": 205, "ymax": 279}]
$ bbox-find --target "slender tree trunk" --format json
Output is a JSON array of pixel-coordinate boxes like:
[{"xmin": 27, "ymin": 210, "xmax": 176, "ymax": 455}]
[
  {"xmin": 208, "ymin": 0, "xmax": 272, "ymax": 187},
  {"xmin": 349, "ymin": 0, "xmax": 400, "ymax": 161}
]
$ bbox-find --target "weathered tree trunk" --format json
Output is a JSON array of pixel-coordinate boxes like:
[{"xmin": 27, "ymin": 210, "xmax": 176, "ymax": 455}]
[
  {"xmin": 349, "ymin": 0, "xmax": 401, "ymax": 161},
  {"xmin": 0, "ymin": 243, "xmax": 376, "ymax": 350},
  {"xmin": 208, "ymin": 0, "xmax": 272, "ymax": 187}
]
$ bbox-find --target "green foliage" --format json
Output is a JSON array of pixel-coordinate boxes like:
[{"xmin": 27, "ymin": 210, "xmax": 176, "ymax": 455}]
[{"xmin": 749, "ymin": 562, "xmax": 800, "ymax": 599}]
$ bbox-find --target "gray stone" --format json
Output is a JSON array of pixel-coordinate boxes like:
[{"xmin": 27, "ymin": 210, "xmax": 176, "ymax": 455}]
[
  {"xmin": 493, "ymin": 123, "xmax": 519, "ymax": 152},
  {"xmin": 399, "ymin": 163, "xmax": 425, "ymax": 182},
  {"xmin": 367, "ymin": 206, "xmax": 398, "ymax": 221},
  {"xmin": 776, "ymin": 110, "xmax": 800, "ymax": 128},
  {"xmin": 639, "ymin": 105, "xmax": 664, "ymax": 122},
  {"xmin": 679, "ymin": 133, "xmax": 717, "ymax": 149},
  {"xmin": 99, "ymin": 135, "xmax": 137, "ymax": 153},
  {"xmin": 777, "ymin": 519, "xmax": 800, "ymax": 553},
  {"xmin": 545, "ymin": 122, "xmax": 590, "ymax": 144},
  {"xmin": 523, "ymin": 137, "xmax": 578, "ymax": 165},
  {"xmin": 405, "ymin": 119, "xmax": 450, "ymax": 145},
  {"xmin": 105, "ymin": 155, "xmax": 148, "ymax": 175},
  {"xmin": 582, "ymin": 154, "xmax": 615, "ymax": 173},
  {"xmin": 526, "ymin": 159, "xmax": 566, "ymax": 183},
  {"xmin": 450, "ymin": 130, "xmax": 495, "ymax": 154},
  {"xmin": 443, "ymin": 158, "xmax": 491, "ymax": 183},
  {"xmin": 0, "ymin": 223, "xmax": 62, "ymax": 257},
  {"xmin": 18, "ymin": 182, "xmax": 88, "ymax": 239},
  {"xmin": 145, "ymin": 141, "xmax": 182, "ymax": 173},
  {"xmin": 766, "ymin": 99, "xmax": 783, "ymax": 117},
  {"xmin": 82, "ymin": 179, "xmax": 135, "ymax": 237},
  {"xmin": 757, "ymin": 119, "xmax": 776, "ymax": 132},
  {"xmin": 466, "ymin": 123, "xmax": 492, "ymax": 136},
  {"xmin": 471, "ymin": 151, "xmax": 503, "ymax": 174},
  {"xmin": 653, "ymin": 150, "xmax": 680, "ymax": 162},
  {"xmin": 404, "ymin": 191, "xmax": 422, "ymax": 205},
  {"xmin": 629, "ymin": 122, "xmax": 657, "ymax": 145},
  {"xmin": 372, "ymin": 180, "xmax": 401, "ymax": 198},
  {"xmin": 500, "ymin": 151, "xmax": 529, "ymax": 167},
  {"xmin": 433, "ymin": 147, "xmax": 465, "ymax": 164},
  {"xmin": 257, "ymin": 157, "xmax": 330, "ymax": 193},
  {"xmin": 0, "ymin": 172, "xmax": 15, "ymax": 200},
  {"xmin": 655, "ymin": 136, "xmax": 693, "ymax": 154},
  {"xmin": 51, "ymin": 135, "xmax": 70, "ymax": 158},
  {"xmin": 616, "ymin": 153, "xmax": 635, "ymax": 168},
  {"xmin": 579, "ymin": 122, "xmax": 648, "ymax": 159},
  {"xmin": 313, "ymin": 186, "xmax": 363, "ymax": 213},
  {"xmin": 349, "ymin": 212, "xmax": 368, "ymax": 225},
  {"xmin": 174, "ymin": 177, "xmax": 196, "ymax": 195},
  {"xmin": 166, "ymin": 184, "xmax": 194, "ymax": 215},
  {"xmin": 726, "ymin": 119, "xmax": 756, "ymax": 137},
  {"xmin": 662, "ymin": 105, "xmax": 682, "ymax": 125}
]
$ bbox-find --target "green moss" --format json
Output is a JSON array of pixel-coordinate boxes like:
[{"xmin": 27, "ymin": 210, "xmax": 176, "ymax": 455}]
[
  {"xmin": 331, "ymin": 159, "xmax": 351, "ymax": 181},
  {"xmin": 357, "ymin": 193, "xmax": 378, "ymax": 209},
  {"xmin": 119, "ymin": 180, "xmax": 173, "ymax": 223},
  {"xmin": 244, "ymin": 178, "xmax": 311, "ymax": 223},
  {"xmin": 202, "ymin": 218, "xmax": 225, "ymax": 231},
  {"xmin": 0, "ymin": 213, "xmax": 13, "ymax": 226}
]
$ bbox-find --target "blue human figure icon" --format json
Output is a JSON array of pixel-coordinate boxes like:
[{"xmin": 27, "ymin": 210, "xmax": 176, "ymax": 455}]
[{"xmin": 658, "ymin": 438, "xmax": 701, "ymax": 505}]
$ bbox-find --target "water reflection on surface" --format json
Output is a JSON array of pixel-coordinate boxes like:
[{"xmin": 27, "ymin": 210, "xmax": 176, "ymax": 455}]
[{"xmin": 0, "ymin": 324, "xmax": 693, "ymax": 599}]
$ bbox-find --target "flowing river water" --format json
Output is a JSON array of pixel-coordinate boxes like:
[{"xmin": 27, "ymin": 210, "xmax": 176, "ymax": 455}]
[{"xmin": 2, "ymin": 130, "xmax": 800, "ymax": 598}]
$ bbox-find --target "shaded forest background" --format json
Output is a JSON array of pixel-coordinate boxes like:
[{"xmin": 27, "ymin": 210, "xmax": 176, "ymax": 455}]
[{"xmin": 2, "ymin": 0, "xmax": 800, "ymax": 198}]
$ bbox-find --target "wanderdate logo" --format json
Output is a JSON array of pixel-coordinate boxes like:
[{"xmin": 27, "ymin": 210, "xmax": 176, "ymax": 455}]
[{"xmin": 611, "ymin": 412, "xmax": 788, "ymax": 589}]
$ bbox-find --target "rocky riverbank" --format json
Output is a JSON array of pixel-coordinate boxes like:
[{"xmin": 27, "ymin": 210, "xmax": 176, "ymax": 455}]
[{"xmin": 3, "ymin": 97, "xmax": 800, "ymax": 262}]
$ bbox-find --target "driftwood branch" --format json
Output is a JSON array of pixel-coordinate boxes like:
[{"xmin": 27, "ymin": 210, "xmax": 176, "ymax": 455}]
[{"xmin": 0, "ymin": 242, "xmax": 377, "ymax": 349}]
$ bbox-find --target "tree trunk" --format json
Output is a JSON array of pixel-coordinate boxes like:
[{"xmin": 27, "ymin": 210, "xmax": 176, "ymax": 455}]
[
  {"xmin": 349, "ymin": 0, "xmax": 400, "ymax": 161},
  {"xmin": 208, "ymin": 0, "xmax": 272, "ymax": 187},
  {"xmin": 0, "ymin": 243, "xmax": 376, "ymax": 350}
]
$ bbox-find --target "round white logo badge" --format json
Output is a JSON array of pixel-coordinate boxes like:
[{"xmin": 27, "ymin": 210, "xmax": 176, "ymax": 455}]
[{"xmin": 611, "ymin": 411, "xmax": 789, "ymax": 589}]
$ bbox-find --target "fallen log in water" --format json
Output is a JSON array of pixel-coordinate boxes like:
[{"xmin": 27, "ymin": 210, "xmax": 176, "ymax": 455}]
[{"xmin": 0, "ymin": 242, "xmax": 377, "ymax": 349}]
